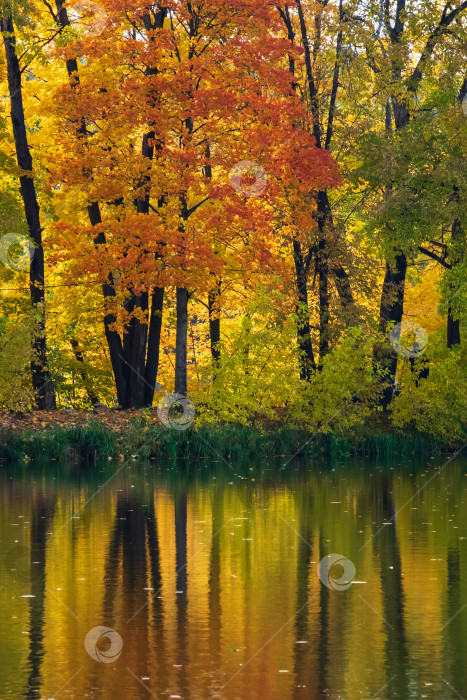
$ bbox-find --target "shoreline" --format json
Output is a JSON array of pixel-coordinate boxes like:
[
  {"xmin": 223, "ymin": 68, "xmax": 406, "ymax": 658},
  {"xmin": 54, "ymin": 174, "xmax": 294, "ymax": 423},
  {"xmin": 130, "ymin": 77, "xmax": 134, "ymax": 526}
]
[{"xmin": 0, "ymin": 409, "xmax": 452, "ymax": 463}]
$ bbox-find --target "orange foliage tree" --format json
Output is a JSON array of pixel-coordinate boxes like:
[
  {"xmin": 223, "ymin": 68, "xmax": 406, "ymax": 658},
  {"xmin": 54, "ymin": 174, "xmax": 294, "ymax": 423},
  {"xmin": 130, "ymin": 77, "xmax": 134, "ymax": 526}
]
[{"xmin": 44, "ymin": 0, "xmax": 338, "ymax": 407}]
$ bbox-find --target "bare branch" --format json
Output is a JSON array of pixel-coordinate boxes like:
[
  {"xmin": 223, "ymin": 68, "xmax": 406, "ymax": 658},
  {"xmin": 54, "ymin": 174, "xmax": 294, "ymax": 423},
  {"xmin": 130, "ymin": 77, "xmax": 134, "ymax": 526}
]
[{"xmin": 418, "ymin": 246, "xmax": 451, "ymax": 269}]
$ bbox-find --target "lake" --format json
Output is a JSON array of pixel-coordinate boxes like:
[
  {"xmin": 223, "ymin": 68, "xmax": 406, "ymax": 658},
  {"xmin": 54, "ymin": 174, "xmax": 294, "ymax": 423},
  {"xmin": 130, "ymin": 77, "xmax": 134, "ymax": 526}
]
[{"xmin": 1, "ymin": 453, "xmax": 466, "ymax": 699}]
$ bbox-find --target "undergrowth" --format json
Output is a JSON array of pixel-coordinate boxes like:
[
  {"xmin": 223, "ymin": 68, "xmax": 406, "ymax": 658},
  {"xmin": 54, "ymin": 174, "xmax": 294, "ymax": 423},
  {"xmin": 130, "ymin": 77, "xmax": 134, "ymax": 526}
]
[{"xmin": 0, "ymin": 417, "xmax": 446, "ymax": 464}]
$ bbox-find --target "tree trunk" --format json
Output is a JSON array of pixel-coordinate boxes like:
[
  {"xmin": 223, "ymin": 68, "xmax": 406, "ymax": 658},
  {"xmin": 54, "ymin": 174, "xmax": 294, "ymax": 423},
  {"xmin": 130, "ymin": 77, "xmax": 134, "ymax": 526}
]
[
  {"xmin": 372, "ymin": 85, "xmax": 408, "ymax": 409},
  {"xmin": 55, "ymin": 0, "xmax": 81, "ymax": 87},
  {"xmin": 376, "ymin": 98, "xmax": 409, "ymax": 408},
  {"xmin": 54, "ymin": 2, "xmax": 166, "ymax": 407},
  {"xmin": 86, "ymin": 201, "xmax": 129, "ymax": 406},
  {"xmin": 372, "ymin": 2, "xmax": 409, "ymax": 408},
  {"xmin": 144, "ymin": 286, "xmax": 164, "ymax": 405},
  {"xmin": 447, "ymin": 85, "xmax": 466, "ymax": 350},
  {"xmin": 374, "ymin": 254, "xmax": 407, "ymax": 409},
  {"xmin": 293, "ymin": 239, "xmax": 316, "ymax": 379},
  {"xmin": 208, "ymin": 281, "xmax": 221, "ymax": 369},
  {"xmin": 316, "ymin": 190, "xmax": 330, "ymax": 365},
  {"xmin": 447, "ymin": 203, "xmax": 463, "ymax": 348},
  {"xmin": 281, "ymin": 2, "xmax": 347, "ymax": 372},
  {"xmin": 122, "ymin": 293, "xmax": 149, "ymax": 407},
  {"xmin": 119, "ymin": 124, "xmax": 166, "ymax": 407},
  {"xmin": 295, "ymin": 0, "xmax": 321, "ymax": 147},
  {"xmin": 447, "ymin": 306, "xmax": 460, "ymax": 349},
  {"xmin": 128, "ymin": 124, "xmax": 165, "ymax": 407},
  {"xmin": 1, "ymin": 9, "xmax": 56, "ymax": 409},
  {"xmin": 55, "ymin": 0, "xmax": 131, "ymax": 406},
  {"xmin": 175, "ymin": 288, "xmax": 189, "ymax": 396},
  {"xmin": 371, "ymin": 0, "xmax": 461, "ymax": 404},
  {"xmin": 70, "ymin": 338, "xmax": 99, "ymax": 405},
  {"xmin": 174, "ymin": 107, "xmax": 193, "ymax": 397},
  {"xmin": 332, "ymin": 262, "xmax": 355, "ymax": 309},
  {"xmin": 203, "ymin": 143, "xmax": 222, "ymax": 375}
]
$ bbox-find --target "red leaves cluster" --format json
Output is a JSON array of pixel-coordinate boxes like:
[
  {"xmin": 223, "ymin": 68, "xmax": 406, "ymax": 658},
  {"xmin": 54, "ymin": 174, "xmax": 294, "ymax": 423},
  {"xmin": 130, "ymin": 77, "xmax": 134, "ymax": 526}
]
[{"xmin": 48, "ymin": 0, "xmax": 339, "ymax": 317}]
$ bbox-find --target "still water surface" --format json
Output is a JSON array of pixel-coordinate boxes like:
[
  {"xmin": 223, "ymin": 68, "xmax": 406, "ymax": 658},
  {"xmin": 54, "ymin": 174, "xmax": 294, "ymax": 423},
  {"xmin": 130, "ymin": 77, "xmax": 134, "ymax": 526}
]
[{"xmin": 1, "ymin": 455, "xmax": 467, "ymax": 699}]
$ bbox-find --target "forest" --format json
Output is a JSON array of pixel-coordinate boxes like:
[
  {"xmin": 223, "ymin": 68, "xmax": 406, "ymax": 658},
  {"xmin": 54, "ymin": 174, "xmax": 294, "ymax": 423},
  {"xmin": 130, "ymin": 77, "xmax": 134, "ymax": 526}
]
[{"xmin": 0, "ymin": 0, "xmax": 466, "ymax": 447}]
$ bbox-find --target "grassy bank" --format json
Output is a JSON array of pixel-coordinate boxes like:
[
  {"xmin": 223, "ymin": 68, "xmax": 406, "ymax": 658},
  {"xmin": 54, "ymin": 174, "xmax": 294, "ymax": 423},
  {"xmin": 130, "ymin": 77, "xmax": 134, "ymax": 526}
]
[{"xmin": 0, "ymin": 416, "xmax": 448, "ymax": 464}]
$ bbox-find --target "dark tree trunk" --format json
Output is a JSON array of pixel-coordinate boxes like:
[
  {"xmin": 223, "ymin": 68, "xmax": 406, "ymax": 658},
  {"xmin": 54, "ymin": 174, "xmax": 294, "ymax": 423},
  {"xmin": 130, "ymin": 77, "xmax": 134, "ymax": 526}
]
[
  {"xmin": 241, "ymin": 310, "xmax": 251, "ymax": 376},
  {"xmin": 55, "ymin": 0, "xmax": 129, "ymax": 406},
  {"xmin": 447, "ymin": 293, "xmax": 461, "ymax": 348},
  {"xmin": 447, "ymin": 307, "xmax": 460, "ymax": 348},
  {"xmin": 119, "ymin": 123, "xmax": 166, "ymax": 407},
  {"xmin": 295, "ymin": 0, "xmax": 321, "ymax": 147},
  {"xmin": 55, "ymin": 0, "xmax": 81, "ymax": 85},
  {"xmin": 87, "ymin": 201, "xmax": 128, "ymax": 406},
  {"xmin": 174, "ymin": 107, "xmax": 193, "ymax": 397},
  {"xmin": 447, "ymin": 209, "xmax": 462, "ymax": 348},
  {"xmin": 130, "ymin": 123, "xmax": 166, "ymax": 407},
  {"xmin": 294, "ymin": 0, "xmax": 324, "ymax": 373},
  {"xmin": 376, "ymin": 97, "xmax": 409, "ymax": 407},
  {"xmin": 293, "ymin": 239, "xmax": 316, "ymax": 380},
  {"xmin": 374, "ymin": 254, "xmax": 407, "ymax": 408},
  {"xmin": 316, "ymin": 190, "xmax": 330, "ymax": 365},
  {"xmin": 295, "ymin": 0, "xmax": 346, "ymax": 362},
  {"xmin": 379, "ymin": 255, "xmax": 408, "ymax": 329},
  {"xmin": 1, "ymin": 10, "xmax": 56, "ymax": 409},
  {"xmin": 281, "ymin": 2, "xmax": 348, "ymax": 373},
  {"xmin": 318, "ymin": 190, "xmax": 355, "ymax": 319},
  {"xmin": 332, "ymin": 263, "xmax": 354, "ymax": 309},
  {"xmin": 204, "ymin": 143, "xmax": 222, "ymax": 374},
  {"xmin": 122, "ymin": 293, "xmax": 149, "ymax": 407},
  {"xmin": 372, "ymin": 2, "xmax": 410, "ymax": 408},
  {"xmin": 279, "ymin": 4, "xmax": 316, "ymax": 382},
  {"xmin": 54, "ymin": 2, "xmax": 165, "ymax": 407},
  {"xmin": 70, "ymin": 338, "xmax": 99, "ymax": 405},
  {"xmin": 208, "ymin": 281, "xmax": 221, "ymax": 368},
  {"xmin": 447, "ymin": 142, "xmax": 465, "ymax": 351},
  {"xmin": 371, "ymin": 0, "xmax": 467, "ymax": 403},
  {"xmin": 144, "ymin": 286, "xmax": 164, "ymax": 405},
  {"xmin": 175, "ymin": 287, "xmax": 189, "ymax": 396},
  {"xmin": 375, "ymin": 94, "xmax": 409, "ymax": 409}
]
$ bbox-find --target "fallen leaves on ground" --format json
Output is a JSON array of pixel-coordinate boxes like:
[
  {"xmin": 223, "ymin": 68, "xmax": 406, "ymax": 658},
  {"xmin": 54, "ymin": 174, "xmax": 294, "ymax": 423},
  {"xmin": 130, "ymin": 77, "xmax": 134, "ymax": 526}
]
[{"xmin": 0, "ymin": 409, "xmax": 161, "ymax": 434}]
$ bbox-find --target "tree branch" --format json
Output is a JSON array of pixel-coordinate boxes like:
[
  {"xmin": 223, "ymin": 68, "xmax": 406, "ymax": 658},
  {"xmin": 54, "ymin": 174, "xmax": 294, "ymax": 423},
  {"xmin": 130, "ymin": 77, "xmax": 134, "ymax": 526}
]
[
  {"xmin": 324, "ymin": 0, "xmax": 343, "ymax": 150},
  {"xmin": 418, "ymin": 246, "xmax": 451, "ymax": 269},
  {"xmin": 186, "ymin": 196, "xmax": 209, "ymax": 218},
  {"xmin": 409, "ymin": 1, "xmax": 467, "ymax": 93}
]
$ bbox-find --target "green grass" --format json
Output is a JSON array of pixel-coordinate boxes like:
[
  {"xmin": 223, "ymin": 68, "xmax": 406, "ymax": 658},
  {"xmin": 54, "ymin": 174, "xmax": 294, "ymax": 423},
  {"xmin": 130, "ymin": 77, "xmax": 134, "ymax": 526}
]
[
  {"xmin": 0, "ymin": 421, "xmax": 117, "ymax": 463},
  {"xmin": 0, "ymin": 418, "xmax": 445, "ymax": 464}
]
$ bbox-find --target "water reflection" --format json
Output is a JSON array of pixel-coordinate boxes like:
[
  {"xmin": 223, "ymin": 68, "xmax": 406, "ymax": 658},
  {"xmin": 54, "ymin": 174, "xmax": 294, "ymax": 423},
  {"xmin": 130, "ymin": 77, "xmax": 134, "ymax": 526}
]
[{"xmin": 0, "ymin": 457, "xmax": 466, "ymax": 699}]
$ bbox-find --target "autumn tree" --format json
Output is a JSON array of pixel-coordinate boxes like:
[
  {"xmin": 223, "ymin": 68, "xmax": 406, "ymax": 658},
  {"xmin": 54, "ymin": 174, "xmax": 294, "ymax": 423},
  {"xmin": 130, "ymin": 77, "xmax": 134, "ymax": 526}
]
[
  {"xmin": 1, "ymin": 0, "xmax": 56, "ymax": 408},
  {"xmin": 364, "ymin": 0, "xmax": 467, "ymax": 406},
  {"xmin": 42, "ymin": 0, "xmax": 338, "ymax": 406}
]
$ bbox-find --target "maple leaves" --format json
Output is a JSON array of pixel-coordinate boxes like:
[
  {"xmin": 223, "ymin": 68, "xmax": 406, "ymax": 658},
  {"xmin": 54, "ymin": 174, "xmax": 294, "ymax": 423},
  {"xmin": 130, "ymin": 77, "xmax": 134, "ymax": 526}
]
[
  {"xmin": 3, "ymin": 0, "xmax": 334, "ymax": 405},
  {"xmin": 47, "ymin": 0, "xmax": 336, "ymax": 302}
]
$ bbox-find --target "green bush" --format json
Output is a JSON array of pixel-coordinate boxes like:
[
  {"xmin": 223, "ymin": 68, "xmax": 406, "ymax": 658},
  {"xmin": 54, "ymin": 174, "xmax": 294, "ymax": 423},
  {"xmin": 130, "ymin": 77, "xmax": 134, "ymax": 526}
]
[{"xmin": 391, "ymin": 337, "xmax": 467, "ymax": 445}]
